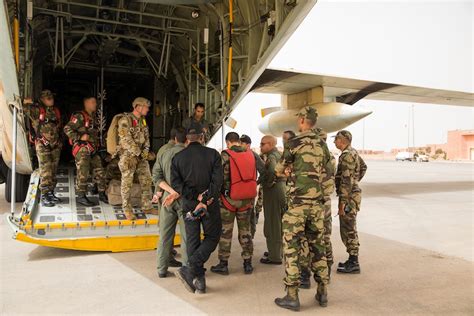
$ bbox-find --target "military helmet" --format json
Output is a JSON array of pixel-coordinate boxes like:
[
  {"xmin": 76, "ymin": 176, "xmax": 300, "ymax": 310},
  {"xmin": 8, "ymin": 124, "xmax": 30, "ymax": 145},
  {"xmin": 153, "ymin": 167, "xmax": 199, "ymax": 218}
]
[
  {"xmin": 132, "ymin": 97, "xmax": 151, "ymax": 108},
  {"xmin": 40, "ymin": 89, "xmax": 54, "ymax": 99},
  {"xmin": 295, "ymin": 106, "xmax": 318, "ymax": 122},
  {"xmin": 334, "ymin": 130, "xmax": 352, "ymax": 142}
]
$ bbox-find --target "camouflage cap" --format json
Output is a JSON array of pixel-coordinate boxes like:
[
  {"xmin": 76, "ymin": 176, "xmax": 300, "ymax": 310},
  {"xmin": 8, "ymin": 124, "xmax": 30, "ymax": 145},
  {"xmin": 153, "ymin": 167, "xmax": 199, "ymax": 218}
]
[
  {"xmin": 334, "ymin": 130, "xmax": 352, "ymax": 142},
  {"xmin": 40, "ymin": 89, "xmax": 54, "ymax": 98},
  {"xmin": 132, "ymin": 97, "xmax": 151, "ymax": 108},
  {"xmin": 296, "ymin": 106, "xmax": 318, "ymax": 122}
]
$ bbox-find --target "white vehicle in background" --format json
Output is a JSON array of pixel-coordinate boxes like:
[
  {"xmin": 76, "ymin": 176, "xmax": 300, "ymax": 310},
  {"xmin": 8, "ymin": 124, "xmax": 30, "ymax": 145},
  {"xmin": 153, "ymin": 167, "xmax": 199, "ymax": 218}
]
[
  {"xmin": 396, "ymin": 152, "xmax": 414, "ymax": 161},
  {"xmin": 415, "ymin": 154, "xmax": 429, "ymax": 162}
]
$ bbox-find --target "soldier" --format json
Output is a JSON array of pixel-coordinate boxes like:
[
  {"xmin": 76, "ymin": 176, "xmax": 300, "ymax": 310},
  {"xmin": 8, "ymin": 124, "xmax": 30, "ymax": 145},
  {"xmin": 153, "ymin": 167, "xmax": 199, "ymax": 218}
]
[
  {"xmin": 239, "ymin": 134, "xmax": 267, "ymax": 239},
  {"xmin": 151, "ymin": 128, "xmax": 178, "ymax": 215},
  {"xmin": 299, "ymin": 128, "xmax": 336, "ymax": 289},
  {"xmin": 154, "ymin": 127, "xmax": 188, "ymax": 278},
  {"xmin": 64, "ymin": 96, "xmax": 108, "ymax": 206},
  {"xmin": 117, "ymin": 97, "xmax": 153, "ymax": 220},
  {"xmin": 211, "ymin": 132, "xmax": 258, "ymax": 275},
  {"xmin": 333, "ymin": 130, "xmax": 367, "ymax": 274},
  {"xmin": 259, "ymin": 135, "xmax": 286, "ymax": 265},
  {"xmin": 253, "ymin": 153, "xmax": 266, "ymax": 229},
  {"xmin": 182, "ymin": 103, "xmax": 211, "ymax": 142},
  {"xmin": 274, "ymin": 107, "xmax": 329, "ymax": 311},
  {"xmin": 171, "ymin": 125, "xmax": 223, "ymax": 294},
  {"xmin": 23, "ymin": 90, "xmax": 62, "ymax": 207}
]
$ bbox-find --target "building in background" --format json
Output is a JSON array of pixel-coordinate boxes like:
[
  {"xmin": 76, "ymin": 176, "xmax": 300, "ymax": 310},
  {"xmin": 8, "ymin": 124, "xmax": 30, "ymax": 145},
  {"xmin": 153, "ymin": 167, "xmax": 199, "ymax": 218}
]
[{"xmin": 392, "ymin": 130, "xmax": 474, "ymax": 161}]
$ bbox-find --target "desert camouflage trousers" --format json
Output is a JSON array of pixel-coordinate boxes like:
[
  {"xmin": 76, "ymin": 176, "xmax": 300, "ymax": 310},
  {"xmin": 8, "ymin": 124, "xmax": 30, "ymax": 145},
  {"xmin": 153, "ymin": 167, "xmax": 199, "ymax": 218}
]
[
  {"xmin": 75, "ymin": 147, "xmax": 106, "ymax": 193},
  {"xmin": 282, "ymin": 199, "xmax": 328, "ymax": 287},
  {"xmin": 218, "ymin": 207, "xmax": 253, "ymax": 261},
  {"xmin": 118, "ymin": 153, "xmax": 152, "ymax": 212},
  {"xmin": 340, "ymin": 191, "xmax": 361, "ymax": 256},
  {"xmin": 300, "ymin": 197, "xmax": 333, "ymax": 273},
  {"xmin": 36, "ymin": 142, "xmax": 61, "ymax": 194}
]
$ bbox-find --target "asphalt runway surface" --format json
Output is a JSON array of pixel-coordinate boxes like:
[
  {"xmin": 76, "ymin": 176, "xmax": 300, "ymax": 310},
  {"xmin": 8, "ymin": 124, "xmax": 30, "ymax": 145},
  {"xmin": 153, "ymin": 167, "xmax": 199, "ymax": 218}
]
[{"xmin": 1, "ymin": 160, "xmax": 473, "ymax": 315}]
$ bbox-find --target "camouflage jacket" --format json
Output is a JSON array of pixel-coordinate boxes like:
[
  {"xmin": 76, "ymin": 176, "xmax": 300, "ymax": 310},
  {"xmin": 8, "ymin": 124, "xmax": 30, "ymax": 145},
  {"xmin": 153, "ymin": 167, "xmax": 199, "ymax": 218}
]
[
  {"xmin": 262, "ymin": 148, "xmax": 284, "ymax": 190},
  {"xmin": 275, "ymin": 130, "xmax": 324, "ymax": 203},
  {"xmin": 24, "ymin": 103, "xmax": 62, "ymax": 146},
  {"xmin": 117, "ymin": 113, "xmax": 150, "ymax": 157},
  {"xmin": 64, "ymin": 111, "xmax": 99, "ymax": 149},
  {"xmin": 335, "ymin": 145, "xmax": 367, "ymax": 204},
  {"xmin": 313, "ymin": 129, "xmax": 336, "ymax": 198}
]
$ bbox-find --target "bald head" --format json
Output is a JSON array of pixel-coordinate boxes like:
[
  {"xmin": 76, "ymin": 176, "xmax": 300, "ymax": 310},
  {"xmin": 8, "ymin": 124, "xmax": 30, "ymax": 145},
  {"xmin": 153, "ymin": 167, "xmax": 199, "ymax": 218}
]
[{"xmin": 260, "ymin": 135, "xmax": 277, "ymax": 154}]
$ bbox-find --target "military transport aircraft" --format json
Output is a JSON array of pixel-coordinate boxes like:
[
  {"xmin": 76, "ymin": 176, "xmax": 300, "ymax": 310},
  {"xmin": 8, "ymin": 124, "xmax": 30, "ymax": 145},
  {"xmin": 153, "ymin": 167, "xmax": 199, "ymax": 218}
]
[{"xmin": 1, "ymin": 0, "xmax": 472, "ymax": 252}]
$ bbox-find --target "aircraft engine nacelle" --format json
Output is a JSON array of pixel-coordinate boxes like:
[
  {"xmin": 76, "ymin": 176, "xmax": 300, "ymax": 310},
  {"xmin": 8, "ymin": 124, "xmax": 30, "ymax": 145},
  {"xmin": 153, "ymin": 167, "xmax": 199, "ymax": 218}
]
[{"xmin": 257, "ymin": 102, "xmax": 372, "ymax": 136}]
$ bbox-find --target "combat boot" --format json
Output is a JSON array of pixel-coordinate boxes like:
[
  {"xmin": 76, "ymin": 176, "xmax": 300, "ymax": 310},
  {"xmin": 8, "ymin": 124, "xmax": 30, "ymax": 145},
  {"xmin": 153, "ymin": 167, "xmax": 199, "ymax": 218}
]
[
  {"xmin": 76, "ymin": 192, "xmax": 95, "ymax": 207},
  {"xmin": 299, "ymin": 268, "xmax": 311, "ymax": 289},
  {"xmin": 49, "ymin": 192, "xmax": 62, "ymax": 203},
  {"xmin": 337, "ymin": 255, "xmax": 360, "ymax": 274},
  {"xmin": 275, "ymin": 286, "xmax": 300, "ymax": 311},
  {"xmin": 98, "ymin": 191, "xmax": 109, "ymax": 204},
  {"xmin": 176, "ymin": 266, "xmax": 196, "ymax": 293},
  {"xmin": 169, "ymin": 258, "xmax": 182, "ymax": 268},
  {"xmin": 243, "ymin": 259, "xmax": 253, "ymax": 274},
  {"xmin": 315, "ymin": 283, "xmax": 328, "ymax": 307},
  {"xmin": 193, "ymin": 275, "xmax": 206, "ymax": 294},
  {"xmin": 41, "ymin": 192, "xmax": 55, "ymax": 207},
  {"xmin": 210, "ymin": 260, "xmax": 229, "ymax": 275}
]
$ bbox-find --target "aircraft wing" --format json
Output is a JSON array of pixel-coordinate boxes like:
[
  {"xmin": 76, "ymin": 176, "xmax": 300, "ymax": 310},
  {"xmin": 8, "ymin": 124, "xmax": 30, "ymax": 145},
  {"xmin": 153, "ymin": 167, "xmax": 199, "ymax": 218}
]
[{"xmin": 251, "ymin": 68, "xmax": 474, "ymax": 107}]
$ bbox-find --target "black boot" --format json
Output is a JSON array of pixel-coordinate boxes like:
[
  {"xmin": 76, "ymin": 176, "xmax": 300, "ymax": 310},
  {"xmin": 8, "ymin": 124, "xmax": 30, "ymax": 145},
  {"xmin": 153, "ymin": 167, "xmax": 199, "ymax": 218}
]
[
  {"xmin": 243, "ymin": 259, "xmax": 253, "ymax": 275},
  {"xmin": 99, "ymin": 191, "xmax": 109, "ymax": 204},
  {"xmin": 299, "ymin": 268, "xmax": 311, "ymax": 289},
  {"xmin": 211, "ymin": 260, "xmax": 229, "ymax": 275},
  {"xmin": 175, "ymin": 266, "xmax": 196, "ymax": 293},
  {"xmin": 41, "ymin": 192, "xmax": 55, "ymax": 207},
  {"xmin": 77, "ymin": 192, "xmax": 95, "ymax": 207},
  {"xmin": 275, "ymin": 286, "xmax": 300, "ymax": 311},
  {"xmin": 315, "ymin": 283, "xmax": 328, "ymax": 307},
  {"xmin": 193, "ymin": 275, "xmax": 206, "ymax": 294},
  {"xmin": 337, "ymin": 255, "xmax": 360, "ymax": 274},
  {"xmin": 169, "ymin": 258, "xmax": 182, "ymax": 268},
  {"xmin": 49, "ymin": 192, "xmax": 62, "ymax": 203}
]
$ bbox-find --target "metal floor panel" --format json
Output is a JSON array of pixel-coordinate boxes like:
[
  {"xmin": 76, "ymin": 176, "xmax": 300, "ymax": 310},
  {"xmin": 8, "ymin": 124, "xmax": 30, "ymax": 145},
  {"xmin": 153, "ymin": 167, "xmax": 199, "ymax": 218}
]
[{"xmin": 31, "ymin": 166, "xmax": 159, "ymax": 225}]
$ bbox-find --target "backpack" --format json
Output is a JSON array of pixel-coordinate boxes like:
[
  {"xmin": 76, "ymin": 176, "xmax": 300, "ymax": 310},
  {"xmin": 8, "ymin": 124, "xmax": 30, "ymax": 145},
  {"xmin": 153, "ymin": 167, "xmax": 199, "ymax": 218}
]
[
  {"xmin": 224, "ymin": 149, "xmax": 257, "ymax": 200},
  {"xmin": 106, "ymin": 113, "xmax": 131, "ymax": 155}
]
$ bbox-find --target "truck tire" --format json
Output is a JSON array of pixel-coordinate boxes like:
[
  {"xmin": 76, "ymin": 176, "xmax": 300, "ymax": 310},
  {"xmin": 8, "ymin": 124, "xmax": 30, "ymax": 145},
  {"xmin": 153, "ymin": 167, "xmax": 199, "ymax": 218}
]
[{"xmin": 5, "ymin": 169, "xmax": 30, "ymax": 203}]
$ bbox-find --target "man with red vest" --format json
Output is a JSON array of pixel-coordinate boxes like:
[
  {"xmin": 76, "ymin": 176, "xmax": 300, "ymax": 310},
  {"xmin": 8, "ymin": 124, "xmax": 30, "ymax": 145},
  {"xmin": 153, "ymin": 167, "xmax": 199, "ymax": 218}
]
[
  {"xmin": 211, "ymin": 132, "xmax": 258, "ymax": 275},
  {"xmin": 64, "ymin": 96, "xmax": 108, "ymax": 206},
  {"xmin": 23, "ymin": 89, "xmax": 63, "ymax": 207}
]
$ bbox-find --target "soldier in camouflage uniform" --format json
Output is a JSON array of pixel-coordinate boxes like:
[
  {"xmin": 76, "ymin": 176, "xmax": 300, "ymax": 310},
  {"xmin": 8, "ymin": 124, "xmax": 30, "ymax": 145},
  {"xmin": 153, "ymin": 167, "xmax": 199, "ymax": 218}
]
[
  {"xmin": 23, "ymin": 90, "xmax": 62, "ymax": 207},
  {"xmin": 298, "ymin": 128, "xmax": 336, "ymax": 288},
  {"xmin": 274, "ymin": 107, "xmax": 329, "ymax": 312},
  {"xmin": 333, "ymin": 130, "xmax": 367, "ymax": 274},
  {"xmin": 117, "ymin": 97, "xmax": 153, "ymax": 220},
  {"xmin": 211, "ymin": 132, "xmax": 256, "ymax": 275},
  {"xmin": 253, "ymin": 153, "xmax": 267, "ymax": 225},
  {"xmin": 64, "ymin": 96, "xmax": 108, "ymax": 206}
]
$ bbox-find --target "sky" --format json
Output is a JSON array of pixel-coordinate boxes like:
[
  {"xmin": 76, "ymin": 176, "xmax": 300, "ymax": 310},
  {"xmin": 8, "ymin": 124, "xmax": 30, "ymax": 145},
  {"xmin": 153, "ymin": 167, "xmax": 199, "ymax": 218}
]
[{"xmin": 210, "ymin": 0, "xmax": 474, "ymax": 152}]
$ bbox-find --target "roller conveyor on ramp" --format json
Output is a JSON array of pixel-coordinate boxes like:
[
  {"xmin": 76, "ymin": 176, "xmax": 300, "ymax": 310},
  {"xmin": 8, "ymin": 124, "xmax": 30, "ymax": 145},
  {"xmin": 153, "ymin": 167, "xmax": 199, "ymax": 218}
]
[{"xmin": 7, "ymin": 166, "xmax": 181, "ymax": 252}]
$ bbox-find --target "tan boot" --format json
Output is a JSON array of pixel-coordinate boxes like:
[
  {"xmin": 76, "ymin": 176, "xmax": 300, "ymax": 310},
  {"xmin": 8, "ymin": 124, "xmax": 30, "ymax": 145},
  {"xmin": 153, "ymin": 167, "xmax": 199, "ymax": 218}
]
[{"xmin": 124, "ymin": 210, "xmax": 136, "ymax": 220}]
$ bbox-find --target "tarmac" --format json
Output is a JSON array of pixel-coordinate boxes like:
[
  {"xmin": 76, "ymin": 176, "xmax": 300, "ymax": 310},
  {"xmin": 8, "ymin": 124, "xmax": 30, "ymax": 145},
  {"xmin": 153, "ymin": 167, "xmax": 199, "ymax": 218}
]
[{"xmin": 1, "ymin": 160, "xmax": 473, "ymax": 315}]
